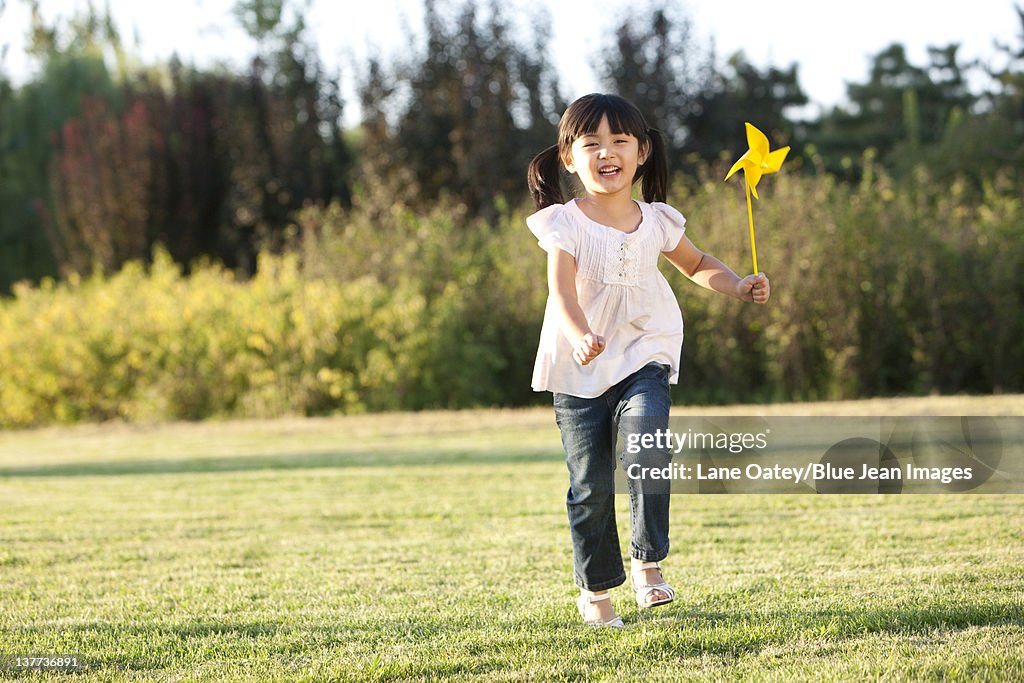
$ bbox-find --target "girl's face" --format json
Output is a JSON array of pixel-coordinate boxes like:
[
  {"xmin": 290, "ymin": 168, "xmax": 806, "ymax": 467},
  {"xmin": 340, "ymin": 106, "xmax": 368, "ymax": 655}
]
[{"xmin": 563, "ymin": 115, "xmax": 648, "ymax": 202}]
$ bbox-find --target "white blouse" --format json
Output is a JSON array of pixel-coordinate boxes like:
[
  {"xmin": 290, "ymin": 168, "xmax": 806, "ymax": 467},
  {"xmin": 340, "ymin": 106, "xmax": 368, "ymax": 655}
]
[{"xmin": 528, "ymin": 199, "xmax": 687, "ymax": 398}]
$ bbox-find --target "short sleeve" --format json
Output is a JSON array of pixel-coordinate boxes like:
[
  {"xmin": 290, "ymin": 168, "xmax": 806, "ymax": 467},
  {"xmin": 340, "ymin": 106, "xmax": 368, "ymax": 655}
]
[
  {"xmin": 651, "ymin": 202, "xmax": 687, "ymax": 252},
  {"xmin": 526, "ymin": 204, "xmax": 578, "ymax": 258}
]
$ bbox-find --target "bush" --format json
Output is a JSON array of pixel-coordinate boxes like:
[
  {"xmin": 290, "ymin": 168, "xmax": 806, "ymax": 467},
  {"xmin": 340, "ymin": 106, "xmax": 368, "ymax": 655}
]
[
  {"xmin": 1, "ymin": 161, "xmax": 1021, "ymax": 428},
  {"xmin": 0, "ymin": 245, "xmax": 509, "ymax": 427}
]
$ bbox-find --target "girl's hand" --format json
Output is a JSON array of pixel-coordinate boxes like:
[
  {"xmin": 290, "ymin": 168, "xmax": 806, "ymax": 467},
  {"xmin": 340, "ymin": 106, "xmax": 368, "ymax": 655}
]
[
  {"xmin": 573, "ymin": 333, "xmax": 606, "ymax": 365},
  {"xmin": 737, "ymin": 273, "xmax": 771, "ymax": 304}
]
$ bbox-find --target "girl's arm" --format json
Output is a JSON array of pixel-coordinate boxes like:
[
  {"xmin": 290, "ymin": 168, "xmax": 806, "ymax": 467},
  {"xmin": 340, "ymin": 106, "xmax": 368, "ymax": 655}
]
[
  {"xmin": 662, "ymin": 236, "xmax": 770, "ymax": 304},
  {"xmin": 548, "ymin": 248, "xmax": 605, "ymax": 364}
]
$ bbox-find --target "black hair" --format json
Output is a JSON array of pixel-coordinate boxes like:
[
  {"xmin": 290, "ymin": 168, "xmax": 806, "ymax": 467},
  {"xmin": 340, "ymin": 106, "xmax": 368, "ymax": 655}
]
[{"xmin": 527, "ymin": 93, "xmax": 668, "ymax": 210}]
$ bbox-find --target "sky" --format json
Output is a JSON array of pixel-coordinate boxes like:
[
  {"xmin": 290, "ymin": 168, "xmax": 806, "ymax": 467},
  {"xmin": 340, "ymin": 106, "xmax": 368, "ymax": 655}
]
[{"xmin": 2, "ymin": 0, "xmax": 1021, "ymax": 126}]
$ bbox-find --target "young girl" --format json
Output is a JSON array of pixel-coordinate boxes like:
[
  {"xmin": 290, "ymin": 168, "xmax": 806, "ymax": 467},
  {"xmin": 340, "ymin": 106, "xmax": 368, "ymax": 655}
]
[{"xmin": 526, "ymin": 93, "xmax": 770, "ymax": 628}]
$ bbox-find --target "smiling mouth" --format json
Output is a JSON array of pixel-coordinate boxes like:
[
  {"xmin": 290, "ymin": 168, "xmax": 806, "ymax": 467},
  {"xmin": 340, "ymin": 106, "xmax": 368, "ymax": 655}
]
[{"xmin": 599, "ymin": 165, "xmax": 621, "ymax": 177}]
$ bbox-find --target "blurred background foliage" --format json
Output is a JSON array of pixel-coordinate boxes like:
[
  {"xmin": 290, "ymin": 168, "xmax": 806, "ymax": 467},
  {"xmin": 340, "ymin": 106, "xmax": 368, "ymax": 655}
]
[{"xmin": 0, "ymin": 0, "xmax": 1022, "ymax": 427}]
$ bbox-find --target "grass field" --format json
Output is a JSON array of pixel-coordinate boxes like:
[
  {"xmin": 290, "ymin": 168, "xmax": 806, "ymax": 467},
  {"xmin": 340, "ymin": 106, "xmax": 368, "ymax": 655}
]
[{"xmin": 1, "ymin": 395, "xmax": 1022, "ymax": 681}]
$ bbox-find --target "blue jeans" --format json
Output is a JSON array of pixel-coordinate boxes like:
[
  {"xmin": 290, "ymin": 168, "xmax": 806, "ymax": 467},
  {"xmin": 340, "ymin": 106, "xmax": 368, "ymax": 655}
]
[{"xmin": 553, "ymin": 362, "xmax": 673, "ymax": 591}]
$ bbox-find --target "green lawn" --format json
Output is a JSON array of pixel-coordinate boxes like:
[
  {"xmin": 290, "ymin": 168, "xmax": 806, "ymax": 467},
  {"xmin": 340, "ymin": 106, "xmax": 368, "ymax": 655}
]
[{"xmin": 1, "ymin": 396, "xmax": 1022, "ymax": 681}]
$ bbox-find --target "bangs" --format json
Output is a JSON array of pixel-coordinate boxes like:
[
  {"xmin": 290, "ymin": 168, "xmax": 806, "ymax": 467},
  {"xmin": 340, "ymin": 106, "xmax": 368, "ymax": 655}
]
[{"xmin": 558, "ymin": 94, "xmax": 649, "ymax": 150}]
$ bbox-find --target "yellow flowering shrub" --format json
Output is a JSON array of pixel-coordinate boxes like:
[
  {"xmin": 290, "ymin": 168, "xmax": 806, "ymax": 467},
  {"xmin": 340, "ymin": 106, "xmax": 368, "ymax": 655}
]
[
  {"xmin": 1, "ymin": 163, "xmax": 1021, "ymax": 428},
  {"xmin": 0, "ymin": 247, "xmax": 493, "ymax": 427}
]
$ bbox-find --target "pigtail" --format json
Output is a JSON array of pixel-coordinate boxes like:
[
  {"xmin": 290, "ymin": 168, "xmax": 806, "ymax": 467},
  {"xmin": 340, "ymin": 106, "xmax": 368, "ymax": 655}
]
[
  {"xmin": 527, "ymin": 144, "xmax": 564, "ymax": 210},
  {"xmin": 640, "ymin": 127, "xmax": 669, "ymax": 204}
]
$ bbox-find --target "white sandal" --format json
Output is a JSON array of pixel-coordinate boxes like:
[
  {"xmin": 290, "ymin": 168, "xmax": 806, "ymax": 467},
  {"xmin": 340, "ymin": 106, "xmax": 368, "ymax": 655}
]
[
  {"xmin": 631, "ymin": 561, "xmax": 675, "ymax": 609},
  {"xmin": 576, "ymin": 592, "xmax": 625, "ymax": 628}
]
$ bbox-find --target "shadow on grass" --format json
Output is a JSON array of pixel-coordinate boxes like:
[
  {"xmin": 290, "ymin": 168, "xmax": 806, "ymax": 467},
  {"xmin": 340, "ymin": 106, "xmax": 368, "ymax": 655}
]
[
  {"xmin": 673, "ymin": 601, "xmax": 1024, "ymax": 648},
  {"xmin": 0, "ymin": 448, "xmax": 563, "ymax": 479},
  {"xmin": 5, "ymin": 600, "xmax": 1021, "ymax": 649}
]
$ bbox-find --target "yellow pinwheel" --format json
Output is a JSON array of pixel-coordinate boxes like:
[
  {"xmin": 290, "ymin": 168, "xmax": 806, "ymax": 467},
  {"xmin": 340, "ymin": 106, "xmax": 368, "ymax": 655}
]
[{"xmin": 724, "ymin": 122, "xmax": 789, "ymax": 274}]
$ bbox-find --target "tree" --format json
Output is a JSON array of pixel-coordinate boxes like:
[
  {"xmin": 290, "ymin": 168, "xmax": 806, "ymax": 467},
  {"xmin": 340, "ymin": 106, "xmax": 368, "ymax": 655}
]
[
  {"xmin": 355, "ymin": 0, "xmax": 563, "ymax": 218},
  {"xmin": 684, "ymin": 52, "xmax": 807, "ymax": 165},
  {"xmin": 46, "ymin": 96, "xmax": 154, "ymax": 275},
  {"xmin": 808, "ymin": 43, "xmax": 980, "ymax": 179},
  {"xmin": 0, "ymin": 1, "xmax": 122, "ymax": 290},
  {"xmin": 598, "ymin": 4, "xmax": 806, "ymax": 174},
  {"xmin": 937, "ymin": 4, "xmax": 1024, "ymax": 183},
  {"xmin": 39, "ymin": 0, "xmax": 353, "ymax": 278},
  {"xmin": 599, "ymin": 3, "xmax": 710, "ymax": 165},
  {"xmin": 219, "ymin": 0, "xmax": 352, "ymax": 268}
]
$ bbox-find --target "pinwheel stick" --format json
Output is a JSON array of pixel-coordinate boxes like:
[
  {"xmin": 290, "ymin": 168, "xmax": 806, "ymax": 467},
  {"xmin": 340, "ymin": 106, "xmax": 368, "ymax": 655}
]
[{"xmin": 745, "ymin": 182, "xmax": 758, "ymax": 275}]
